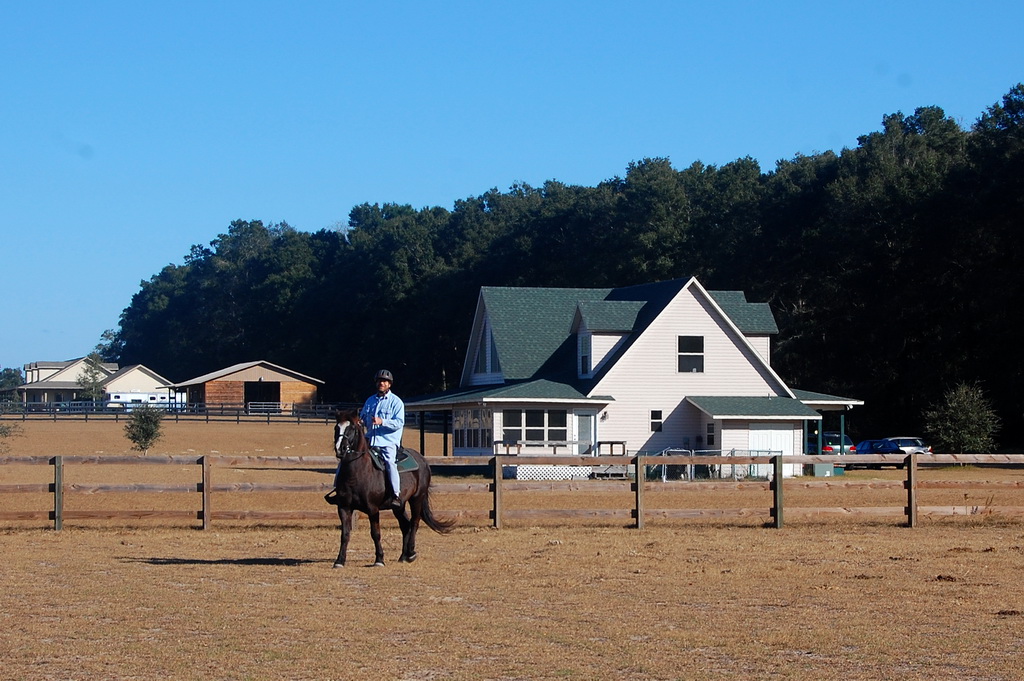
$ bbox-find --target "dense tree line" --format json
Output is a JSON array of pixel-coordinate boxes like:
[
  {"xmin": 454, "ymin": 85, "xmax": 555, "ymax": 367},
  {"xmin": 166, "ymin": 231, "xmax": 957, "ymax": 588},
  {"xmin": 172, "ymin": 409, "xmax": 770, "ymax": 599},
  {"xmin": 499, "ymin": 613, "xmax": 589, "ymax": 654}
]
[{"xmin": 113, "ymin": 85, "xmax": 1024, "ymax": 444}]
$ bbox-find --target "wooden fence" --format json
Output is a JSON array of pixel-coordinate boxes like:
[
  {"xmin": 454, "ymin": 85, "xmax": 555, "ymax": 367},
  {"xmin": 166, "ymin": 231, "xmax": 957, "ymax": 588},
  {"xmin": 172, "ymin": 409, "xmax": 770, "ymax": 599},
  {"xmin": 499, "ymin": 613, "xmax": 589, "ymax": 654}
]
[
  {"xmin": 0, "ymin": 403, "xmax": 353, "ymax": 425},
  {"xmin": 2, "ymin": 453, "xmax": 1024, "ymax": 530},
  {"xmin": 0, "ymin": 403, "xmax": 451, "ymax": 427}
]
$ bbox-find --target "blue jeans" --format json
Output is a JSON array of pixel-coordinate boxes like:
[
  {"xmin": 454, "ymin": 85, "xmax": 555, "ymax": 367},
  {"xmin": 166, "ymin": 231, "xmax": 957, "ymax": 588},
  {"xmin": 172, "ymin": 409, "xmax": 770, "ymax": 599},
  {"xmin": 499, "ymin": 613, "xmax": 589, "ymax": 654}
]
[{"xmin": 377, "ymin": 444, "xmax": 401, "ymax": 496}]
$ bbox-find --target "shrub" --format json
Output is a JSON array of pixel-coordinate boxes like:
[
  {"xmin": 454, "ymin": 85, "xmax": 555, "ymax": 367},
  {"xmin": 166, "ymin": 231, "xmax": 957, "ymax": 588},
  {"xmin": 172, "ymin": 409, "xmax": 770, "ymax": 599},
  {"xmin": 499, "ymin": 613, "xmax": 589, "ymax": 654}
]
[
  {"xmin": 923, "ymin": 382, "xmax": 1001, "ymax": 454},
  {"xmin": 124, "ymin": 406, "xmax": 164, "ymax": 454},
  {"xmin": 0, "ymin": 422, "xmax": 22, "ymax": 453}
]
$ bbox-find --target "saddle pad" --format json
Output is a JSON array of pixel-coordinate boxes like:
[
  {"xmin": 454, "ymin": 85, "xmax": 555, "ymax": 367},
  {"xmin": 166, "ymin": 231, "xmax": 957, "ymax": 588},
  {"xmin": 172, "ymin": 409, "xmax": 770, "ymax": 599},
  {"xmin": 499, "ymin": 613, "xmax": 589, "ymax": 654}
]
[{"xmin": 369, "ymin": 447, "xmax": 420, "ymax": 473}]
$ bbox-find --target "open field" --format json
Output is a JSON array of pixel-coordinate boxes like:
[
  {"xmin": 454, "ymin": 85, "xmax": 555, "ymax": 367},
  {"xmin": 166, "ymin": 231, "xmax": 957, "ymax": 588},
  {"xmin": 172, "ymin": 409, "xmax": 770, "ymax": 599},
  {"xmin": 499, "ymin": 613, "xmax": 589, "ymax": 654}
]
[{"xmin": 3, "ymin": 421, "xmax": 1024, "ymax": 680}]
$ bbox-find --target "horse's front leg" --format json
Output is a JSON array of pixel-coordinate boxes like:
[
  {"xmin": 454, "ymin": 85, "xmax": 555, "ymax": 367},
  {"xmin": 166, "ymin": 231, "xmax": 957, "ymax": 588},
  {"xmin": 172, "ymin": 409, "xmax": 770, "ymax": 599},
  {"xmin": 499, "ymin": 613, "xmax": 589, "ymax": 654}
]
[
  {"xmin": 333, "ymin": 508, "xmax": 353, "ymax": 568},
  {"xmin": 369, "ymin": 511, "xmax": 385, "ymax": 567}
]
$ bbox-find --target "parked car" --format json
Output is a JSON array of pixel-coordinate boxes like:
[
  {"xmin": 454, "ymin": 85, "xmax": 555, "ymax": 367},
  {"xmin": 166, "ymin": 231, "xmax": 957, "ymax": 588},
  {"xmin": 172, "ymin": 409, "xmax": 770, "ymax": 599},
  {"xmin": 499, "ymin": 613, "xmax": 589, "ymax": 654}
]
[
  {"xmin": 806, "ymin": 432, "xmax": 856, "ymax": 455},
  {"xmin": 848, "ymin": 439, "xmax": 905, "ymax": 469},
  {"xmin": 884, "ymin": 436, "xmax": 933, "ymax": 456}
]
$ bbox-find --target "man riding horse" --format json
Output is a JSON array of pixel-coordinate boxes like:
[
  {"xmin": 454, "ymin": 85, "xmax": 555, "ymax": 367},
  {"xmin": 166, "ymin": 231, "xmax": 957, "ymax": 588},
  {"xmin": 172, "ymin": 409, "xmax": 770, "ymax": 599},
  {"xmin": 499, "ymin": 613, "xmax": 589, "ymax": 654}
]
[
  {"xmin": 324, "ymin": 371, "xmax": 453, "ymax": 567},
  {"xmin": 358, "ymin": 369, "xmax": 404, "ymax": 509}
]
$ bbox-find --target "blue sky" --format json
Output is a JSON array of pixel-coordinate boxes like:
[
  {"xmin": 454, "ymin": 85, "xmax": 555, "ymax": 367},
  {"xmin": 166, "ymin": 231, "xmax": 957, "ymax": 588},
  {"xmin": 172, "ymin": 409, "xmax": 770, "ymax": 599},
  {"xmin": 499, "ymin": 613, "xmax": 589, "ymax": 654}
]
[{"xmin": 2, "ymin": 1, "xmax": 1022, "ymax": 376}]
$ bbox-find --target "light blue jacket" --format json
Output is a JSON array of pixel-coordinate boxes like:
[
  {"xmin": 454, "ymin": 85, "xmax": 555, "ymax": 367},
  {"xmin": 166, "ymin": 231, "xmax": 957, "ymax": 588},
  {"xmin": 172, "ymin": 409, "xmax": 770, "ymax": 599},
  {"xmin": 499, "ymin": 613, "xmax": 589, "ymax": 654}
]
[{"xmin": 360, "ymin": 390, "xmax": 405, "ymax": 450}]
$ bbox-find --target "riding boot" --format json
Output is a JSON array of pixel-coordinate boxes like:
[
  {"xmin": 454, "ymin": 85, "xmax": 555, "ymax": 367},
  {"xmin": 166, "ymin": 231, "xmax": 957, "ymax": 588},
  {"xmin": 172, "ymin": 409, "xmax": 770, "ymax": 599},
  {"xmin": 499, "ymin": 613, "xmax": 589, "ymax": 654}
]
[
  {"xmin": 324, "ymin": 489, "xmax": 339, "ymax": 505},
  {"xmin": 382, "ymin": 478, "xmax": 402, "ymax": 509}
]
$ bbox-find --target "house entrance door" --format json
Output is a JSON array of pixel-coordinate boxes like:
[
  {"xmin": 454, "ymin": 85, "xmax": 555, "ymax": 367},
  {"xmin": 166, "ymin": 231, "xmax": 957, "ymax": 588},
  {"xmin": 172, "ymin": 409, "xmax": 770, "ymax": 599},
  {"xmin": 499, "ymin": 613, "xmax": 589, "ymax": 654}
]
[{"xmin": 576, "ymin": 411, "xmax": 597, "ymax": 455}]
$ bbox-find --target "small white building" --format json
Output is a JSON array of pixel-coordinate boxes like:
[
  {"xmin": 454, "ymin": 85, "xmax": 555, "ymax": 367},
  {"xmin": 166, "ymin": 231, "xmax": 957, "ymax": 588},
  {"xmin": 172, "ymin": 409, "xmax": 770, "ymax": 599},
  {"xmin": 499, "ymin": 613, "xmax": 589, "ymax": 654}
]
[{"xmin": 18, "ymin": 359, "xmax": 176, "ymax": 405}]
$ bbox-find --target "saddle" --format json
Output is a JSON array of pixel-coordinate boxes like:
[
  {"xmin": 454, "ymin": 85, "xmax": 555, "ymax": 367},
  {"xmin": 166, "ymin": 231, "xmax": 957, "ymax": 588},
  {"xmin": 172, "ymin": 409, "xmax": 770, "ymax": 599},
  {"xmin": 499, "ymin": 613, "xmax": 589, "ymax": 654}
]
[{"xmin": 368, "ymin": 446, "xmax": 419, "ymax": 474}]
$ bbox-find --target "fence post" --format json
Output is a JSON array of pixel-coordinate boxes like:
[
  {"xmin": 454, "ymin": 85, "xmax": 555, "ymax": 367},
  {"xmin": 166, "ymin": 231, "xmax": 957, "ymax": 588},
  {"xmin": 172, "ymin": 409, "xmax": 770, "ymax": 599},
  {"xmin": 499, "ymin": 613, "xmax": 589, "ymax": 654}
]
[
  {"xmin": 771, "ymin": 455, "xmax": 784, "ymax": 529},
  {"xmin": 201, "ymin": 455, "xmax": 212, "ymax": 530},
  {"xmin": 52, "ymin": 456, "xmax": 63, "ymax": 531},
  {"xmin": 634, "ymin": 455, "xmax": 645, "ymax": 529},
  {"xmin": 905, "ymin": 453, "xmax": 918, "ymax": 528},
  {"xmin": 492, "ymin": 456, "xmax": 503, "ymax": 529}
]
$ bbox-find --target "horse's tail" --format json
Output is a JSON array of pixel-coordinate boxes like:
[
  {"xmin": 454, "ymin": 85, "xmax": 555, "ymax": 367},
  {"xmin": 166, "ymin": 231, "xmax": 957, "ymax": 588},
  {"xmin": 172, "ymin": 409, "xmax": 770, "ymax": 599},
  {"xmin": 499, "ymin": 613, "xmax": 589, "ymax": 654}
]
[{"xmin": 420, "ymin": 483, "xmax": 456, "ymax": 534}]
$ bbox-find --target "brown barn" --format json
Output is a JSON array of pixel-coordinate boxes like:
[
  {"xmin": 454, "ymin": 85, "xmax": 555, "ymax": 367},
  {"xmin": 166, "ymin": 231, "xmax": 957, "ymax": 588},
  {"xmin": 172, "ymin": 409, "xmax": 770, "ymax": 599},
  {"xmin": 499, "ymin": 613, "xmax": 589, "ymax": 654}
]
[{"xmin": 170, "ymin": 360, "xmax": 324, "ymax": 410}]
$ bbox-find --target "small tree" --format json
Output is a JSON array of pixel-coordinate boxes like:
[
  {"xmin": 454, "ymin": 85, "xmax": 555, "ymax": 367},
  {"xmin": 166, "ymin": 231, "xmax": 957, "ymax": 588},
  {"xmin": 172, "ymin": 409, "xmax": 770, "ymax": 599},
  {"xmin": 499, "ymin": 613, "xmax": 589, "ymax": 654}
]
[
  {"xmin": 923, "ymin": 382, "xmax": 1001, "ymax": 454},
  {"xmin": 0, "ymin": 422, "xmax": 21, "ymax": 453},
  {"xmin": 76, "ymin": 353, "xmax": 107, "ymax": 403},
  {"xmin": 124, "ymin": 405, "xmax": 164, "ymax": 454}
]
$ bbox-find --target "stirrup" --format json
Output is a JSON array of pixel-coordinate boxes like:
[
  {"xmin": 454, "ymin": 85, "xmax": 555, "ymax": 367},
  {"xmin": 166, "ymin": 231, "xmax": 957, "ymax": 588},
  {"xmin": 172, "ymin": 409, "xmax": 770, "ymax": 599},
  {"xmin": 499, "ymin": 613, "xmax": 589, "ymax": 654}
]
[{"xmin": 324, "ymin": 489, "xmax": 339, "ymax": 505}]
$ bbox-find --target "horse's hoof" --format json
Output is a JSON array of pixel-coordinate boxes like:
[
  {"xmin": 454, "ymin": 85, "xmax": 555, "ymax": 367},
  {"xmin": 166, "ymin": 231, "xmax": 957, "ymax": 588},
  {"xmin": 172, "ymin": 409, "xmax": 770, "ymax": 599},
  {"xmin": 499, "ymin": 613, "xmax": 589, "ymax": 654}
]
[
  {"xmin": 372, "ymin": 561, "xmax": 385, "ymax": 568},
  {"xmin": 332, "ymin": 562, "xmax": 345, "ymax": 569},
  {"xmin": 399, "ymin": 553, "xmax": 417, "ymax": 563}
]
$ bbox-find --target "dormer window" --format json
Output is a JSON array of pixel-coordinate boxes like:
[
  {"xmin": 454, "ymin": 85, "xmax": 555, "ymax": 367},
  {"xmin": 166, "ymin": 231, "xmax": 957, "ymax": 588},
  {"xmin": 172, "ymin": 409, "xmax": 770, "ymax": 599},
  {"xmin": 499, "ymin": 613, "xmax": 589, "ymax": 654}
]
[
  {"xmin": 473, "ymin": 320, "xmax": 500, "ymax": 375},
  {"xmin": 579, "ymin": 333, "xmax": 592, "ymax": 376}
]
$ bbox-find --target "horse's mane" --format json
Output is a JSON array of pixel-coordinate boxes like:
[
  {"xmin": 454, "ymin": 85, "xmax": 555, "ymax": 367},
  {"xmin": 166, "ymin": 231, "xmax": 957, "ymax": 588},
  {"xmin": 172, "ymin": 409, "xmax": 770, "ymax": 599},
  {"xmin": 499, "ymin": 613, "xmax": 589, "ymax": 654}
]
[{"xmin": 335, "ymin": 408, "xmax": 363, "ymax": 428}]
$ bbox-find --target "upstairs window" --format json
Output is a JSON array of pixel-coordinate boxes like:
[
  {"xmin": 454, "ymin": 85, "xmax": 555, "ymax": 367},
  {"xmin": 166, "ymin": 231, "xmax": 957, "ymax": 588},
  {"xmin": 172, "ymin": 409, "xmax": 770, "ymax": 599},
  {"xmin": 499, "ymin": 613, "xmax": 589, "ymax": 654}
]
[
  {"xmin": 579, "ymin": 333, "xmax": 592, "ymax": 376},
  {"xmin": 677, "ymin": 336, "xmax": 704, "ymax": 373},
  {"xmin": 650, "ymin": 410, "xmax": 663, "ymax": 432}
]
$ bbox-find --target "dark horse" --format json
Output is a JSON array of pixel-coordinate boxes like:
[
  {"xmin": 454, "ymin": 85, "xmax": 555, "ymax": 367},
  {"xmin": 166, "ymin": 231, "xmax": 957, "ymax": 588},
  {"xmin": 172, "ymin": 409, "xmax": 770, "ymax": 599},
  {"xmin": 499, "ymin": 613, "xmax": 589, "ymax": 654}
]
[{"xmin": 327, "ymin": 408, "xmax": 454, "ymax": 567}]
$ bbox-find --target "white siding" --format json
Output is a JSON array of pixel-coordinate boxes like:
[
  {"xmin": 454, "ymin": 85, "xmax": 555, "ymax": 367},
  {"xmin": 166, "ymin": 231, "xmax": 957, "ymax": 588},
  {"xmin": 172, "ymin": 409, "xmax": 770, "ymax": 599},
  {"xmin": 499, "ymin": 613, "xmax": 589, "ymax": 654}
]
[
  {"xmin": 47, "ymin": 359, "xmax": 94, "ymax": 383},
  {"xmin": 106, "ymin": 369, "xmax": 171, "ymax": 394},
  {"xmin": 591, "ymin": 283, "xmax": 791, "ymax": 454},
  {"xmin": 747, "ymin": 336, "xmax": 771, "ymax": 364},
  {"xmin": 591, "ymin": 332, "xmax": 628, "ymax": 374}
]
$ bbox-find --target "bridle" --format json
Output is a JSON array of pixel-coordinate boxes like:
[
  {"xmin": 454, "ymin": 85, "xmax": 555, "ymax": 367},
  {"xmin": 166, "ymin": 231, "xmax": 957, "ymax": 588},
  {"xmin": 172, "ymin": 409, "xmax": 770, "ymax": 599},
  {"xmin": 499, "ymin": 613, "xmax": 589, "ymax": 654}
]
[{"xmin": 334, "ymin": 418, "xmax": 367, "ymax": 463}]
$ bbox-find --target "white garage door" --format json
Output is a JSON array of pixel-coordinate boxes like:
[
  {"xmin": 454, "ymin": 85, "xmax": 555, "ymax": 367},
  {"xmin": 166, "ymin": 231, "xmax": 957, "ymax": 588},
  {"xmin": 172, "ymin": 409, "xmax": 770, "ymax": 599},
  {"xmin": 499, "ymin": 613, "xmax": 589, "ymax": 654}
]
[{"xmin": 749, "ymin": 423, "xmax": 797, "ymax": 477}]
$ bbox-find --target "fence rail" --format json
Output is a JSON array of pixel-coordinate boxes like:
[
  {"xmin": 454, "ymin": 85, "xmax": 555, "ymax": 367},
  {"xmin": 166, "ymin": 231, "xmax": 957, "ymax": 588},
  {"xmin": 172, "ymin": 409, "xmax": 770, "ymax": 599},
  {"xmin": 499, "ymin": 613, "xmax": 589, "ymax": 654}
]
[
  {"xmin": 2, "ymin": 452, "xmax": 1024, "ymax": 530},
  {"xmin": 0, "ymin": 403, "xmax": 454, "ymax": 429},
  {"xmin": 0, "ymin": 402, "xmax": 364, "ymax": 424}
]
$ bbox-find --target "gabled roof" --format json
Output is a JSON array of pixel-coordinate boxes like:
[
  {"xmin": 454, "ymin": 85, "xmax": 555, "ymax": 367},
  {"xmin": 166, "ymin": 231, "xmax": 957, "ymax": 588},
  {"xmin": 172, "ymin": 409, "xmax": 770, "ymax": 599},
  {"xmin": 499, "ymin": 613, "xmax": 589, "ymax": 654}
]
[
  {"xmin": 418, "ymin": 277, "xmax": 796, "ymax": 412},
  {"xmin": 19, "ymin": 357, "xmax": 119, "ymax": 390},
  {"xmin": 171, "ymin": 360, "xmax": 323, "ymax": 388},
  {"xmin": 477, "ymin": 279, "xmax": 713, "ymax": 385},
  {"xmin": 707, "ymin": 291, "xmax": 779, "ymax": 335},
  {"xmin": 480, "ymin": 286, "xmax": 613, "ymax": 382},
  {"xmin": 102, "ymin": 364, "xmax": 173, "ymax": 388},
  {"xmin": 686, "ymin": 396, "xmax": 821, "ymax": 420}
]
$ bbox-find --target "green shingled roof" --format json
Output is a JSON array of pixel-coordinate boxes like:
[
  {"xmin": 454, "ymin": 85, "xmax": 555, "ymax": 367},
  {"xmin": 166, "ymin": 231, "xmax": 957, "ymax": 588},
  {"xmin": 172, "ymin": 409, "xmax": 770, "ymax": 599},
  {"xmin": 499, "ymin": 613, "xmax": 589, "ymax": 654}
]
[
  {"xmin": 686, "ymin": 396, "xmax": 821, "ymax": 419},
  {"xmin": 481, "ymin": 286, "xmax": 614, "ymax": 381},
  {"xmin": 576, "ymin": 300, "xmax": 646, "ymax": 332},
  {"xmin": 707, "ymin": 291, "xmax": 779, "ymax": 335},
  {"xmin": 480, "ymin": 281, "xmax": 779, "ymax": 384},
  {"xmin": 408, "ymin": 379, "xmax": 609, "ymax": 408}
]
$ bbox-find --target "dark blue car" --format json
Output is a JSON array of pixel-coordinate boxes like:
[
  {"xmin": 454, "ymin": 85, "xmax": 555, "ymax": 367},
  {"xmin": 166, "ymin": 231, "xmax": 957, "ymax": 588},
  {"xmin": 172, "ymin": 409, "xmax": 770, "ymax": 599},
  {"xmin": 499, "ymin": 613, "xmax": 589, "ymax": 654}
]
[{"xmin": 848, "ymin": 439, "xmax": 905, "ymax": 469}]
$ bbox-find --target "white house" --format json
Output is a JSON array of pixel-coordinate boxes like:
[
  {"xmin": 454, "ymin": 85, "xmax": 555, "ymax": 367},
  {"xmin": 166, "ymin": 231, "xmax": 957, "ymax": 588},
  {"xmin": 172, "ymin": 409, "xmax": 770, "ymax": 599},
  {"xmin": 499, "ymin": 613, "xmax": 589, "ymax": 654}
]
[
  {"xmin": 18, "ymin": 359, "xmax": 176, "ymax": 404},
  {"xmin": 405, "ymin": 278, "xmax": 861, "ymax": 471}
]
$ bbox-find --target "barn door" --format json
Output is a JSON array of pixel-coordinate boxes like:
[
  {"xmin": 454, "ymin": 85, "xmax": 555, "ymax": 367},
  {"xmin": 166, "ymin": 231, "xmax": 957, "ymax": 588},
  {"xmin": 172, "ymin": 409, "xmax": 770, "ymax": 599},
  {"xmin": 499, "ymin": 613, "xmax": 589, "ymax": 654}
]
[{"xmin": 749, "ymin": 423, "xmax": 795, "ymax": 477}]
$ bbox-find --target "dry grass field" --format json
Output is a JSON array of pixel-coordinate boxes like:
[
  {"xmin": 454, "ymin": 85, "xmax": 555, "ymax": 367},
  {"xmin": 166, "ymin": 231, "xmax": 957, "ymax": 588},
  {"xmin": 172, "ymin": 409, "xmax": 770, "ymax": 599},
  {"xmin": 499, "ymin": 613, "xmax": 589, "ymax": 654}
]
[{"xmin": 3, "ymin": 420, "xmax": 1024, "ymax": 680}]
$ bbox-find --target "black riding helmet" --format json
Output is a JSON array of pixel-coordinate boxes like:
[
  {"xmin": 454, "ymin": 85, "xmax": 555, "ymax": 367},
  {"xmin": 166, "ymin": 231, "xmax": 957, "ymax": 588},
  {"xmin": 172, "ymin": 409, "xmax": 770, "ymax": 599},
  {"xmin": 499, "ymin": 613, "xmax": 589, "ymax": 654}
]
[{"xmin": 374, "ymin": 369, "xmax": 394, "ymax": 384}]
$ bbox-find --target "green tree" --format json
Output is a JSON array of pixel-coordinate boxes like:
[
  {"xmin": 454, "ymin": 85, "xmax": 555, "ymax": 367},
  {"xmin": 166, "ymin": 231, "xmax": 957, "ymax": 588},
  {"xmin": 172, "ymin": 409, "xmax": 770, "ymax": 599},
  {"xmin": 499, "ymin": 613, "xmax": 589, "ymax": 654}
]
[
  {"xmin": 1, "ymin": 366, "xmax": 23, "ymax": 398},
  {"xmin": 76, "ymin": 353, "xmax": 107, "ymax": 402},
  {"xmin": 923, "ymin": 383, "xmax": 1001, "ymax": 454},
  {"xmin": 124, "ymin": 406, "xmax": 164, "ymax": 454},
  {"xmin": 94, "ymin": 330, "xmax": 124, "ymax": 363}
]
